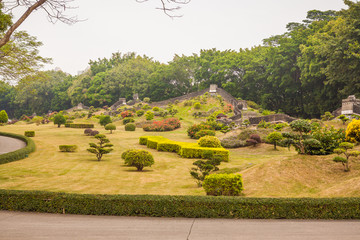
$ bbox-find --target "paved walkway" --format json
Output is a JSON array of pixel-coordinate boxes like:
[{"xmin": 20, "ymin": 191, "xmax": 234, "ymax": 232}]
[
  {"xmin": 0, "ymin": 211, "xmax": 359, "ymax": 240},
  {"xmin": 0, "ymin": 136, "xmax": 26, "ymax": 154}
]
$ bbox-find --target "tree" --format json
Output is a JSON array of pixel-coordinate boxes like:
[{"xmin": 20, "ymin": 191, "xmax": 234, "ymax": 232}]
[
  {"xmin": 288, "ymin": 119, "xmax": 312, "ymax": 154},
  {"xmin": 333, "ymin": 142, "xmax": 360, "ymax": 172},
  {"xmin": 53, "ymin": 113, "xmax": 66, "ymax": 127},
  {"xmin": 87, "ymin": 134, "xmax": 113, "ymax": 161},
  {"xmin": 266, "ymin": 132, "xmax": 283, "ymax": 150},
  {"xmin": 136, "ymin": 0, "xmax": 191, "ymax": 18},
  {"xmin": 190, "ymin": 155, "xmax": 221, "ymax": 187},
  {"xmin": 122, "ymin": 149, "xmax": 154, "ymax": 171},
  {"xmin": 99, "ymin": 115, "xmax": 112, "ymax": 126},
  {"xmin": 0, "ymin": 110, "xmax": 8, "ymax": 123},
  {"xmin": 105, "ymin": 123, "xmax": 116, "ymax": 134}
]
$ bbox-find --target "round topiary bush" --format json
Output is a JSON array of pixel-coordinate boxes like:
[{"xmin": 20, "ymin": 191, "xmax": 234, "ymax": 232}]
[
  {"xmin": 125, "ymin": 123, "xmax": 136, "ymax": 131},
  {"xmin": 194, "ymin": 102, "xmax": 201, "ymax": 109},
  {"xmin": 152, "ymin": 106, "xmax": 160, "ymax": 112},
  {"xmin": 122, "ymin": 149, "xmax": 154, "ymax": 171},
  {"xmin": 0, "ymin": 110, "xmax": 8, "ymax": 123},
  {"xmin": 198, "ymin": 136, "xmax": 222, "ymax": 148},
  {"xmin": 105, "ymin": 123, "xmax": 116, "ymax": 133}
]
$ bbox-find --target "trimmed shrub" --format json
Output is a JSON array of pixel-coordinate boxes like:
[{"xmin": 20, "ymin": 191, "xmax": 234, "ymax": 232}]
[
  {"xmin": 179, "ymin": 147, "xmax": 229, "ymax": 162},
  {"xmin": 1, "ymin": 190, "xmax": 360, "ymax": 219},
  {"xmin": 136, "ymin": 110, "xmax": 145, "ymax": 117},
  {"xmin": 0, "ymin": 110, "xmax": 8, "ymax": 123},
  {"xmin": 0, "ymin": 132, "xmax": 36, "ymax": 164},
  {"xmin": 203, "ymin": 174, "xmax": 243, "ymax": 196},
  {"xmin": 194, "ymin": 130, "xmax": 215, "ymax": 139},
  {"xmin": 198, "ymin": 136, "xmax": 221, "ymax": 148},
  {"xmin": 84, "ymin": 128, "xmax": 93, "ymax": 136},
  {"xmin": 123, "ymin": 118, "xmax": 135, "ymax": 125},
  {"xmin": 99, "ymin": 115, "xmax": 112, "ymax": 126},
  {"xmin": 105, "ymin": 123, "xmax": 116, "ymax": 133},
  {"xmin": 122, "ymin": 149, "xmax": 154, "ymax": 171},
  {"xmin": 125, "ymin": 123, "xmax": 136, "ymax": 131},
  {"xmin": 59, "ymin": 145, "xmax": 78, "ymax": 152},
  {"xmin": 65, "ymin": 123, "xmax": 94, "ymax": 128},
  {"xmin": 152, "ymin": 106, "xmax": 160, "ymax": 112},
  {"xmin": 24, "ymin": 131, "xmax": 35, "ymax": 137},
  {"xmin": 143, "ymin": 97, "xmax": 150, "ymax": 103},
  {"xmin": 90, "ymin": 130, "xmax": 99, "ymax": 136}
]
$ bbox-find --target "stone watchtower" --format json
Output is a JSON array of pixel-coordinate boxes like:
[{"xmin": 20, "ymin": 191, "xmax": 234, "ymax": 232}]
[{"xmin": 341, "ymin": 95, "xmax": 360, "ymax": 115}]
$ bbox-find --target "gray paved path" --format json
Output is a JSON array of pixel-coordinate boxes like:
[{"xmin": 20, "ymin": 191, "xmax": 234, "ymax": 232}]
[
  {"xmin": 0, "ymin": 136, "xmax": 26, "ymax": 154},
  {"xmin": 0, "ymin": 211, "xmax": 359, "ymax": 240}
]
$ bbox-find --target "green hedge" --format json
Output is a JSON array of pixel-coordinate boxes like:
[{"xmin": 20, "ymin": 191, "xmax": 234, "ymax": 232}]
[
  {"xmin": 0, "ymin": 132, "xmax": 36, "ymax": 164},
  {"xmin": 0, "ymin": 189, "xmax": 359, "ymax": 219},
  {"xmin": 24, "ymin": 131, "xmax": 35, "ymax": 137},
  {"xmin": 59, "ymin": 145, "xmax": 78, "ymax": 152},
  {"xmin": 140, "ymin": 136, "xmax": 229, "ymax": 161},
  {"xmin": 65, "ymin": 123, "xmax": 94, "ymax": 128},
  {"xmin": 203, "ymin": 174, "xmax": 244, "ymax": 196}
]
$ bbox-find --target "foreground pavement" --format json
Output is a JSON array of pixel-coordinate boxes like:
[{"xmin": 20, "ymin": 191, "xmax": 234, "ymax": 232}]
[{"xmin": 0, "ymin": 211, "xmax": 359, "ymax": 240}]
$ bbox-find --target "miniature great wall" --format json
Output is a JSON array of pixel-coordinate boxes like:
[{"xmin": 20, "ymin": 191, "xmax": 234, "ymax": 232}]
[{"xmin": 110, "ymin": 84, "xmax": 297, "ymax": 126}]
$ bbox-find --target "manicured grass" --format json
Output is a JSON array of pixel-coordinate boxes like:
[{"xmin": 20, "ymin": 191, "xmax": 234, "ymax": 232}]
[{"xmin": 0, "ymin": 114, "xmax": 359, "ymax": 197}]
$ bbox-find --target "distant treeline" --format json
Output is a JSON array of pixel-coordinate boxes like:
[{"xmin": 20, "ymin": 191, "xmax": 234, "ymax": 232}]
[{"xmin": 1, "ymin": 1, "xmax": 360, "ymax": 118}]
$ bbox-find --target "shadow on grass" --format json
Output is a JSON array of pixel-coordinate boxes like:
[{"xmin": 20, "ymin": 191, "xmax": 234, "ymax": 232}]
[{"xmin": 123, "ymin": 169, "xmax": 154, "ymax": 173}]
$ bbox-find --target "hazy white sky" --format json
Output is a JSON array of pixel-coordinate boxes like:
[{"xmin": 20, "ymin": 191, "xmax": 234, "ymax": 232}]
[{"xmin": 15, "ymin": 0, "xmax": 347, "ymax": 75}]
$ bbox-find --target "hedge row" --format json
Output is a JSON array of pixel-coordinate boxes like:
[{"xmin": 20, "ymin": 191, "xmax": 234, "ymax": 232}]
[
  {"xmin": 0, "ymin": 132, "xmax": 36, "ymax": 165},
  {"xmin": 65, "ymin": 123, "xmax": 94, "ymax": 128},
  {"xmin": 0, "ymin": 189, "xmax": 359, "ymax": 219},
  {"xmin": 140, "ymin": 136, "xmax": 229, "ymax": 161}
]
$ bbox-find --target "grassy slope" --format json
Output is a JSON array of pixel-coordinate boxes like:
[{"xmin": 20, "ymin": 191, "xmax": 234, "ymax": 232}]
[{"xmin": 0, "ymin": 101, "xmax": 359, "ymax": 197}]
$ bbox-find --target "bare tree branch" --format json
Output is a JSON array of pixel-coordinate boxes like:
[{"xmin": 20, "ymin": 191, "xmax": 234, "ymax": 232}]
[
  {"xmin": 136, "ymin": 0, "xmax": 191, "ymax": 18},
  {"xmin": 0, "ymin": 0, "xmax": 77, "ymax": 48}
]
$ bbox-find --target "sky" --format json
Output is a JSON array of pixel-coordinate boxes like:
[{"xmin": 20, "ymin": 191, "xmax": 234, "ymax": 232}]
[{"xmin": 15, "ymin": 0, "xmax": 348, "ymax": 75}]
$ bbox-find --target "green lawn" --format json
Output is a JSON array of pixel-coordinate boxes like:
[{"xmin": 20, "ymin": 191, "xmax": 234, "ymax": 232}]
[{"xmin": 1, "ymin": 105, "xmax": 359, "ymax": 197}]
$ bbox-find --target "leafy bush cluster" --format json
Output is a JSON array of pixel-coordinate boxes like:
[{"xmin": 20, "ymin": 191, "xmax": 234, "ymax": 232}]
[
  {"xmin": 187, "ymin": 123, "xmax": 213, "ymax": 139},
  {"xmin": 145, "ymin": 111, "xmax": 154, "ymax": 120},
  {"xmin": 143, "ymin": 118, "xmax": 181, "ymax": 132},
  {"xmin": 99, "ymin": 115, "xmax": 112, "ymax": 126},
  {"xmin": 281, "ymin": 119, "xmax": 345, "ymax": 155},
  {"xmin": 203, "ymin": 174, "xmax": 243, "ymax": 196},
  {"xmin": 194, "ymin": 129, "xmax": 215, "ymax": 139},
  {"xmin": 121, "ymin": 149, "xmax": 154, "ymax": 171},
  {"xmin": 120, "ymin": 111, "xmax": 134, "ymax": 118},
  {"xmin": 257, "ymin": 120, "xmax": 288, "ymax": 131},
  {"xmin": 136, "ymin": 110, "xmax": 145, "ymax": 117},
  {"xmin": 24, "ymin": 131, "xmax": 35, "ymax": 137},
  {"xmin": 59, "ymin": 145, "xmax": 78, "ymax": 152}
]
